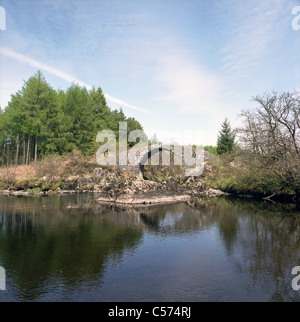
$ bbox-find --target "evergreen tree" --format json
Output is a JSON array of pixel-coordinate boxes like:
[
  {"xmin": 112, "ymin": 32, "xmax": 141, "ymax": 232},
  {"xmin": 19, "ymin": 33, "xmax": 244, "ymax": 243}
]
[
  {"xmin": 0, "ymin": 71, "xmax": 146, "ymax": 165},
  {"xmin": 23, "ymin": 71, "xmax": 61, "ymax": 160},
  {"xmin": 2, "ymin": 91, "xmax": 26, "ymax": 164},
  {"xmin": 216, "ymin": 118, "xmax": 235, "ymax": 155},
  {"xmin": 64, "ymin": 84, "xmax": 96, "ymax": 155},
  {"xmin": 126, "ymin": 117, "xmax": 144, "ymax": 147},
  {"xmin": 41, "ymin": 89, "xmax": 67, "ymax": 155},
  {"xmin": 150, "ymin": 133, "xmax": 159, "ymax": 145},
  {"xmin": 89, "ymin": 87, "xmax": 110, "ymax": 133}
]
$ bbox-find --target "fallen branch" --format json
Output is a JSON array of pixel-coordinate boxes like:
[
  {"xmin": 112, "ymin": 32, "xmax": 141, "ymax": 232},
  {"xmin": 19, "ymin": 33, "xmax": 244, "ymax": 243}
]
[{"xmin": 263, "ymin": 192, "xmax": 277, "ymax": 202}]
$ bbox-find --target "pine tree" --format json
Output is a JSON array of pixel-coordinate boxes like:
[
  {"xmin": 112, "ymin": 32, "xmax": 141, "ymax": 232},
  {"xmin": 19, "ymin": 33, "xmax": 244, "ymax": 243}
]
[
  {"xmin": 64, "ymin": 84, "xmax": 95, "ymax": 155},
  {"xmin": 0, "ymin": 71, "xmax": 146, "ymax": 165},
  {"xmin": 126, "ymin": 117, "xmax": 144, "ymax": 147},
  {"xmin": 216, "ymin": 118, "xmax": 235, "ymax": 155},
  {"xmin": 89, "ymin": 87, "xmax": 110, "ymax": 131},
  {"xmin": 150, "ymin": 133, "xmax": 159, "ymax": 145},
  {"xmin": 21, "ymin": 70, "xmax": 60, "ymax": 162}
]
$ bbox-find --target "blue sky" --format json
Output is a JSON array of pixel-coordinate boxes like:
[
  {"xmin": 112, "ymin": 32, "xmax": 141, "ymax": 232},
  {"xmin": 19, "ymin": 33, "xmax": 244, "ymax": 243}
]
[{"xmin": 0, "ymin": 0, "xmax": 299, "ymax": 145}]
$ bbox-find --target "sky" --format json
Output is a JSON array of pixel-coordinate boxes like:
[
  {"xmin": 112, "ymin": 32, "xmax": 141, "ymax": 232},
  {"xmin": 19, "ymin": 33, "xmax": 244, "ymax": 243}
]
[{"xmin": 0, "ymin": 0, "xmax": 299, "ymax": 146}]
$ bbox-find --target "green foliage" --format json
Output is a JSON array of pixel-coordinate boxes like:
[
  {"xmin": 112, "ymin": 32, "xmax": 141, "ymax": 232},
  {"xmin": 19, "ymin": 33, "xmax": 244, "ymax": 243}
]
[
  {"xmin": 0, "ymin": 71, "xmax": 144, "ymax": 165},
  {"xmin": 214, "ymin": 174, "xmax": 289, "ymax": 196},
  {"xmin": 127, "ymin": 117, "xmax": 143, "ymax": 147},
  {"xmin": 216, "ymin": 118, "xmax": 235, "ymax": 155},
  {"xmin": 207, "ymin": 148, "xmax": 296, "ymax": 199},
  {"xmin": 204, "ymin": 145, "xmax": 217, "ymax": 155}
]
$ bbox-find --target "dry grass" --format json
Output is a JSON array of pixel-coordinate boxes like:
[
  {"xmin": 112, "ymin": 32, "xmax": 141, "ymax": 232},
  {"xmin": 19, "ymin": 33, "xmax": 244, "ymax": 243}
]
[
  {"xmin": 0, "ymin": 164, "xmax": 35, "ymax": 181},
  {"xmin": 0, "ymin": 153, "xmax": 98, "ymax": 184}
]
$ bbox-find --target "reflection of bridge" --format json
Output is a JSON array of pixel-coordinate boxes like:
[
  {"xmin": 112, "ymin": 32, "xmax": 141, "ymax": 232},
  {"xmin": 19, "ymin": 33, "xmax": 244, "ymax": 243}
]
[
  {"xmin": 138, "ymin": 204, "xmax": 216, "ymax": 234},
  {"xmin": 96, "ymin": 202, "xmax": 217, "ymax": 235},
  {"xmin": 117, "ymin": 144, "xmax": 204, "ymax": 179}
]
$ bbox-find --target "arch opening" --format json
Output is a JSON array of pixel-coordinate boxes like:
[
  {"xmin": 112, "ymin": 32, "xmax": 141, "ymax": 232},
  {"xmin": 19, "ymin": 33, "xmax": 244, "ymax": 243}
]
[{"xmin": 139, "ymin": 147, "xmax": 184, "ymax": 181}]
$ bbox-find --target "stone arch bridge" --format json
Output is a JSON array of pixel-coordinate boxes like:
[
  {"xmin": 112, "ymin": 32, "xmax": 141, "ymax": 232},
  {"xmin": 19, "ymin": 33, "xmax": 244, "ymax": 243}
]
[{"xmin": 99, "ymin": 144, "xmax": 205, "ymax": 179}]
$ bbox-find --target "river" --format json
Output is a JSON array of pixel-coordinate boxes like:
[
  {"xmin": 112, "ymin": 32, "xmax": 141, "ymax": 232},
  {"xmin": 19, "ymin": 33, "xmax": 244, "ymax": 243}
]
[{"xmin": 0, "ymin": 193, "xmax": 299, "ymax": 302}]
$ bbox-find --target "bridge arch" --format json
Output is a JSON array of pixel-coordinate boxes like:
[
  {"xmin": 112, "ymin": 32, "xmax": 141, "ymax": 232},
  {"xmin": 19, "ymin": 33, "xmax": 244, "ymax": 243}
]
[
  {"xmin": 138, "ymin": 144, "xmax": 204, "ymax": 179},
  {"xmin": 138, "ymin": 146, "xmax": 182, "ymax": 180}
]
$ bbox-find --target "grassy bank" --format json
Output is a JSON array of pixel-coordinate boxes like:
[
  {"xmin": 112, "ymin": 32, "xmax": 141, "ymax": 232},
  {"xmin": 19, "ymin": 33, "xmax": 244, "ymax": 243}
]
[
  {"xmin": 0, "ymin": 152, "xmax": 103, "ymax": 193},
  {"xmin": 205, "ymin": 150, "xmax": 297, "ymax": 203}
]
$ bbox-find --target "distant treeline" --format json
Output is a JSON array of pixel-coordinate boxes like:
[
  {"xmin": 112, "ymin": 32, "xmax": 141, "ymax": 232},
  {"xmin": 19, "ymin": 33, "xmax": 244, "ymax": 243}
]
[{"xmin": 0, "ymin": 71, "xmax": 144, "ymax": 166}]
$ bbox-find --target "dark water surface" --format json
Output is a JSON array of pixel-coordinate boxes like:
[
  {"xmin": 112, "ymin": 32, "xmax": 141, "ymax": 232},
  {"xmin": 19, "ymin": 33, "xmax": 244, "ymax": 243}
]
[{"xmin": 0, "ymin": 193, "xmax": 300, "ymax": 302}]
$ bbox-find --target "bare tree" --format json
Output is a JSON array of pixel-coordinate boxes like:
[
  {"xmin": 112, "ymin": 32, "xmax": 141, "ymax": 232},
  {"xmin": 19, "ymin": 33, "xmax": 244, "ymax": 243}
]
[{"xmin": 238, "ymin": 91, "xmax": 300, "ymax": 205}]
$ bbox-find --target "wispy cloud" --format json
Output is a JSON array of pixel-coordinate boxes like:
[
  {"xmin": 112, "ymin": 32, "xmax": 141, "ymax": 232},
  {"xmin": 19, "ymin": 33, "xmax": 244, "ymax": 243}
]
[
  {"xmin": 0, "ymin": 46, "xmax": 150, "ymax": 113},
  {"xmin": 219, "ymin": 0, "xmax": 288, "ymax": 78},
  {"xmin": 154, "ymin": 50, "xmax": 226, "ymax": 114}
]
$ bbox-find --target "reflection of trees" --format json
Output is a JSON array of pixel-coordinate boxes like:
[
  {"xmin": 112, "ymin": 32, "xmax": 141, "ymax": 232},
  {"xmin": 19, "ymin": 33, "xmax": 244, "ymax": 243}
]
[
  {"xmin": 200, "ymin": 197, "xmax": 300, "ymax": 301},
  {"xmin": 139, "ymin": 196, "xmax": 300, "ymax": 301},
  {"xmin": 218, "ymin": 214, "xmax": 239, "ymax": 256},
  {"xmin": 236, "ymin": 212, "xmax": 300, "ymax": 301},
  {"xmin": 0, "ymin": 195, "xmax": 143, "ymax": 301},
  {"xmin": 1, "ymin": 194, "xmax": 300, "ymax": 301}
]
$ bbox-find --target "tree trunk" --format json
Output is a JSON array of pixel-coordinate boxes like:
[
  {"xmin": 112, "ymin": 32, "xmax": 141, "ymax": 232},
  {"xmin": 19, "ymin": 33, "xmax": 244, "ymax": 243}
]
[
  {"xmin": 26, "ymin": 135, "xmax": 31, "ymax": 165},
  {"xmin": 34, "ymin": 137, "xmax": 38, "ymax": 163},
  {"xmin": 6, "ymin": 139, "xmax": 9, "ymax": 166},
  {"xmin": 15, "ymin": 133, "xmax": 20, "ymax": 165},
  {"xmin": 23, "ymin": 134, "xmax": 26, "ymax": 164}
]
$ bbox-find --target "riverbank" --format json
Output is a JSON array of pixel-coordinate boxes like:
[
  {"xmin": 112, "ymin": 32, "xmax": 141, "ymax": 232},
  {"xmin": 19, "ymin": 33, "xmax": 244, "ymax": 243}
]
[
  {"xmin": 0, "ymin": 153, "xmax": 298, "ymax": 206},
  {"xmin": 0, "ymin": 153, "xmax": 229, "ymax": 204},
  {"xmin": 97, "ymin": 188, "xmax": 228, "ymax": 206}
]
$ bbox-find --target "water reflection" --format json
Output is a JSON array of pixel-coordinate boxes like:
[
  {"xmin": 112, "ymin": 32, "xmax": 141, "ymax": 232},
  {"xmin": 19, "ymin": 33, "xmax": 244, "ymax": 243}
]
[
  {"xmin": 0, "ymin": 194, "xmax": 300, "ymax": 301},
  {"xmin": 139, "ymin": 203, "xmax": 208, "ymax": 235},
  {"xmin": 0, "ymin": 194, "xmax": 143, "ymax": 301},
  {"xmin": 195, "ymin": 197, "xmax": 300, "ymax": 301}
]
